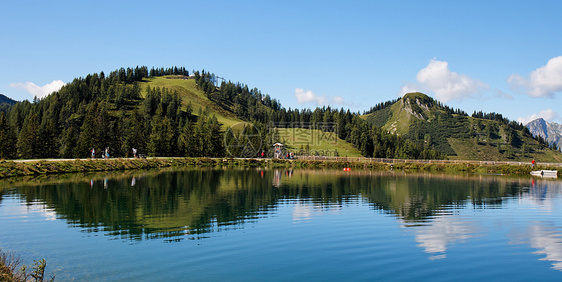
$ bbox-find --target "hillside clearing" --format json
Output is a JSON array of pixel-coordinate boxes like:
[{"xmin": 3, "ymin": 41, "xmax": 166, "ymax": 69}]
[{"xmin": 139, "ymin": 76, "xmax": 242, "ymax": 128}]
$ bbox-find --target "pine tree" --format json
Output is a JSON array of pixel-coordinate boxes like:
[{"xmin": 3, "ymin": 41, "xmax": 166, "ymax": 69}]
[
  {"xmin": 148, "ymin": 116, "xmax": 174, "ymax": 157},
  {"xmin": 77, "ymin": 102, "xmax": 106, "ymax": 157},
  {"xmin": 0, "ymin": 112, "xmax": 17, "ymax": 159},
  {"xmin": 17, "ymin": 112, "xmax": 40, "ymax": 159},
  {"xmin": 60, "ymin": 126, "xmax": 78, "ymax": 158},
  {"xmin": 122, "ymin": 110, "xmax": 147, "ymax": 157},
  {"xmin": 178, "ymin": 120, "xmax": 192, "ymax": 156},
  {"xmin": 208, "ymin": 115, "xmax": 224, "ymax": 157},
  {"xmin": 38, "ymin": 118, "xmax": 59, "ymax": 158}
]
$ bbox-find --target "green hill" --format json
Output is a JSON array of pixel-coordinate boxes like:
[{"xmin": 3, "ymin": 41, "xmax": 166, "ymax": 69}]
[
  {"xmin": 0, "ymin": 94, "xmax": 17, "ymax": 105},
  {"xmin": 139, "ymin": 76, "xmax": 243, "ymax": 128},
  {"xmin": 363, "ymin": 92, "xmax": 562, "ymax": 162},
  {"xmin": 138, "ymin": 76, "xmax": 361, "ymax": 157},
  {"xmin": 0, "ymin": 94, "xmax": 17, "ymax": 113},
  {"xmin": 4, "ymin": 66, "xmax": 555, "ymax": 162},
  {"xmin": 273, "ymin": 128, "xmax": 362, "ymax": 157},
  {"xmin": 0, "ymin": 67, "xmax": 367, "ymax": 159}
]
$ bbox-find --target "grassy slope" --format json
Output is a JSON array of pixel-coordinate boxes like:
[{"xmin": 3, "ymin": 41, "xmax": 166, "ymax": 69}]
[
  {"xmin": 139, "ymin": 76, "xmax": 362, "ymax": 157},
  {"xmin": 361, "ymin": 94, "xmax": 562, "ymax": 162},
  {"xmin": 275, "ymin": 128, "xmax": 362, "ymax": 157},
  {"xmin": 365, "ymin": 93, "xmax": 435, "ymax": 136},
  {"xmin": 139, "ymin": 76, "xmax": 243, "ymax": 128},
  {"xmin": 448, "ymin": 135, "xmax": 562, "ymax": 163},
  {"xmin": 380, "ymin": 100, "xmax": 411, "ymax": 135},
  {"xmin": 382, "ymin": 101, "xmax": 407, "ymax": 135}
]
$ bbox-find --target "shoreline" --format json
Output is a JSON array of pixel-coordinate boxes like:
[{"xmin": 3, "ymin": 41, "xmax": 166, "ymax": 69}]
[{"xmin": 0, "ymin": 157, "xmax": 560, "ymax": 179}]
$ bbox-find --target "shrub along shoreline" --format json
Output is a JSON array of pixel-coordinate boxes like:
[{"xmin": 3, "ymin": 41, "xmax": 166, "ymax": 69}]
[{"xmin": 0, "ymin": 157, "xmax": 560, "ymax": 179}]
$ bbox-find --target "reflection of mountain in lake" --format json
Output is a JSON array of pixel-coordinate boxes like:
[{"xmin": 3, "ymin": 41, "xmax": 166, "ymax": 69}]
[{"xmin": 0, "ymin": 169, "xmax": 557, "ymax": 243}]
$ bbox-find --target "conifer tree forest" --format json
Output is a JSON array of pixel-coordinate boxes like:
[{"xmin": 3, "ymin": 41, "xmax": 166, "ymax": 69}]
[{"xmin": 0, "ymin": 66, "xmax": 444, "ymax": 160}]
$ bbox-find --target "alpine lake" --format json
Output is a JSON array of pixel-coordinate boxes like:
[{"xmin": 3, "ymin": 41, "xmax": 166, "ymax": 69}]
[{"xmin": 1, "ymin": 167, "xmax": 562, "ymax": 281}]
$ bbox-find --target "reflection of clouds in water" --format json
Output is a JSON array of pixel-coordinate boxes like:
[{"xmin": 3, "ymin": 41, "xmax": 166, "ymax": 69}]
[
  {"xmin": 407, "ymin": 216, "xmax": 478, "ymax": 260},
  {"xmin": 293, "ymin": 202, "xmax": 313, "ymax": 221},
  {"xmin": 522, "ymin": 181, "xmax": 562, "ymax": 212},
  {"xmin": 527, "ymin": 224, "xmax": 562, "ymax": 271},
  {"xmin": 41, "ymin": 210, "xmax": 57, "ymax": 221},
  {"xmin": 514, "ymin": 181, "xmax": 562, "ymax": 270},
  {"xmin": 2, "ymin": 200, "xmax": 56, "ymax": 221},
  {"xmin": 292, "ymin": 201, "xmax": 342, "ymax": 222}
]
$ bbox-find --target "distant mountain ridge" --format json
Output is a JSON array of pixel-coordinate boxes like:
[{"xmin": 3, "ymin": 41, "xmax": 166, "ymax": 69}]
[
  {"xmin": 526, "ymin": 118, "xmax": 562, "ymax": 149},
  {"xmin": 0, "ymin": 93, "xmax": 17, "ymax": 105}
]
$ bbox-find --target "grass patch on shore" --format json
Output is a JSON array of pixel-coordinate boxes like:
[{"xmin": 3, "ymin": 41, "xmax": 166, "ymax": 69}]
[{"xmin": 0, "ymin": 158, "xmax": 560, "ymax": 179}]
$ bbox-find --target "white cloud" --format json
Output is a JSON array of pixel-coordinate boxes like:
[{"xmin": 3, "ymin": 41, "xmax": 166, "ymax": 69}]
[
  {"xmin": 295, "ymin": 88, "xmax": 326, "ymax": 104},
  {"xmin": 508, "ymin": 56, "xmax": 562, "ymax": 98},
  {"xmin": 332, "ymin": 96, "xmax": 345, "ymax": 104},
  {"xmin": 507, "ymin": 56, "xmax": 562, "ymax": 98},
  {"xmin": 398, "ymin": 82, "xmax": 420, "ymax": 96},
  {"xmin": 10, "ymin": 80, "xmax": 65, "ymax": 99},
  {"xmin": 415, "ymin": 59, "xmax": 489, "ymax": 102},
  {"xmin": 294, "ymin": 88, "xmax": 345, "ymax": 106},
  {"xmin": 517, "ymin": 109, "xmax": 558, "ymax": 124}
]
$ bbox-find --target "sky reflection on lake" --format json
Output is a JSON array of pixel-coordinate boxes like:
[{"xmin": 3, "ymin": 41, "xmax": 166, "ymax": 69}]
[{"xmin": 1, "ymin": 169, "xmax": 561, "ymax": 280}]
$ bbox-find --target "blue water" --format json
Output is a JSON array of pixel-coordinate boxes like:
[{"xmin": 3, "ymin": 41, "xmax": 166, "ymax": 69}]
[{"xmin": 0, "ymin": 169, "xmax": 561, "ymax": 281}]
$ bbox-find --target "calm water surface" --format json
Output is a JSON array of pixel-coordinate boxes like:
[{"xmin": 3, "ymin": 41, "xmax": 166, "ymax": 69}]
[{"xmin": 1, "ymin": 168, "xmax": 561, "ymax": 281}]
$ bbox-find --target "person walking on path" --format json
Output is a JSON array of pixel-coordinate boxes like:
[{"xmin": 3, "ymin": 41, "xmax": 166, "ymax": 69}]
[{"xmin": 91, "ymin": 148, "xmax": 95, "ymax": 159}]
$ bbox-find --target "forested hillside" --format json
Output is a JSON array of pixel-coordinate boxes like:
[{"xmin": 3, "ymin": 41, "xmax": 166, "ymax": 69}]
[
  {"xmin": 363, "ymin": 93, "xmax": 562, "ymax": 162},
  {"xmin": 195, "ymin": 71, "xmax": 443, "ymax": 159},
  {"xmin": 0, "ymin": 67, "xmax": 221, "ymax": 159},
  {"xmin": 0, "ymin": 66, "xmax": 443, "ymax": 160},
  {"xmin": 0, "ymin": 94, "xmax": 16, "ymax": 105},
  {"xmin": 0, "ymin": 94, "xmax": 17, "ymax": 113}
]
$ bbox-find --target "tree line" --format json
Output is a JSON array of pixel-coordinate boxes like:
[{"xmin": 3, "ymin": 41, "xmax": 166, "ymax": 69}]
[
  {"xmin": 0, "ymin": 67, "xmax": 224, "ymax": 159},
  {"xmin": 0, "ymin": 66, "xmax": 451, "ymax": 160},
  {"xmin": 196, "ymin": 71, "xmax": 444, "ymax": 159}
]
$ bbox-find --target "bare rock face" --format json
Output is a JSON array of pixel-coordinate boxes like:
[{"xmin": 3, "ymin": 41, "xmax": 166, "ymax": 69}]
[{"xmin": 526, "ymin": 118, "xmax": 562, "ymax": 149}]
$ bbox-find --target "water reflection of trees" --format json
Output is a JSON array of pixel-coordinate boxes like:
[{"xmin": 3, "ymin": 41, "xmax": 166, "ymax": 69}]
[{"xmin": 0, "ymin": 169, "xmax": 557, "ymax": 241}]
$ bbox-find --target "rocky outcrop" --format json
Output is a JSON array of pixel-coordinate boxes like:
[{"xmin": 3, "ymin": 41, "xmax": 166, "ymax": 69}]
[{"xmin": 526, "ymin": 118, "xmax": 562, "ymax": 149}]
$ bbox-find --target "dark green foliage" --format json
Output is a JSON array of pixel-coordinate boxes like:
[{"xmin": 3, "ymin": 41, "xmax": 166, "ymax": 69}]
[
  {"xmin": 405, "ymin": 113, "xmax": 472, "ymax": 155},
  {"xmin": 193, "ymin": 74, "xmax": 443, "ymax": 160},
  {"xmin": 1, "ymin": 66, "xmax": 448, "ymax": 160},
  {"xmin": 0, "ymin": 112, "xmax": 17, "ymax": 159},
  {"xmin": 38, "ymin": 119, "xmax": 59, "ymax": 158},
  {"xmin": 17, "ymin": 112, "xmax": 40, "ymax": 159},
  {"xmin": 0, "ymin": 94, "xmax": 17, "ymax": 114},
  {"xmin": 0, "ymin": 94, "xmax": 17, "ymax": 105},
  {"xmin": 362, "ymin": 93, "xmax": 553, "ymax": 159},
  {"xmin": 364, "ymin": 106, "xmax": 392, "ymax": 128},
  {"xmin": 148, "ymin": 116, "xmax": 174, "ymax": 156},
  {"xmin": 60, "ymin": 126, "xmax": 79, "ymax": 158},
  {"xmin": 0, "ymin": 66, "xmax": 226, "ymax": 159}
]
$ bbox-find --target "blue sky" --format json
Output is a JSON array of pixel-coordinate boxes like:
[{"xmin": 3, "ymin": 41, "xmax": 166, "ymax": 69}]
[{"xmin": 1, "ymin": 0, "xmax": 561, "ymax": 124}]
